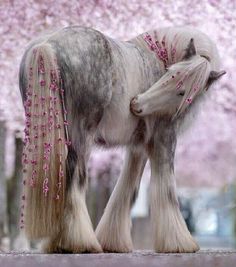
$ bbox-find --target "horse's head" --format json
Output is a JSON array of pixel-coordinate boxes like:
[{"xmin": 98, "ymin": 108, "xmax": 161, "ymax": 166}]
[
  {"xmin": 131, "ymin": 37, "xmax": 226, "ymax": 119},
  {"xmin": 171, "ymin": 38, "xmax": 226, "ymax": 119}
]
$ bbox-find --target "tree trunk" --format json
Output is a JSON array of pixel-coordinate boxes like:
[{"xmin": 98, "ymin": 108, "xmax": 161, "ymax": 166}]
[
  {"xmin": 7, "ymin": 134, "xmax": 23, "ymax": 249},
  {"xmin": 0, "ymin": 121, "xmax": 7, "ymax": 245}
]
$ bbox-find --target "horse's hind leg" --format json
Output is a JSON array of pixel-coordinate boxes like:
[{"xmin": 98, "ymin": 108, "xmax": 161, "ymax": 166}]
[
  {"xmin": 43, "ymin": 129, "xmax": 102, "ymax": 253},
  {"xmin": 96, "ymin": 146, "xmax": 147, "ymax": 252}
]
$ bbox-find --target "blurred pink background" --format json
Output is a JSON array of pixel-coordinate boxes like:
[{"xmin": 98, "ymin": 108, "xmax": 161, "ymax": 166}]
[{"xmin": 1, "ymin": 0, "xmax": 235, "ymax": 187}]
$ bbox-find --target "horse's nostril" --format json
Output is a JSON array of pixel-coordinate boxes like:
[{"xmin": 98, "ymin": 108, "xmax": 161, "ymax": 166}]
[{"xmin": 177, "ymin": 90, "xmax": 185, "ymax": 96}]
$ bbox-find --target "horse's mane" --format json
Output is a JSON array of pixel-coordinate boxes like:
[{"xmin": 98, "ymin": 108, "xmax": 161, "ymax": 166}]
[{"xmin": 148, "ymin": 26, "xmax": 220, "ymax": 71}]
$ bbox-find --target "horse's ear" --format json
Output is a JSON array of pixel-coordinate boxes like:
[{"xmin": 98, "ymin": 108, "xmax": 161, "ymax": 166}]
[
  {"xmin": 206, "ymin": 70, "xmax": 226, "ymax": 90},
  {"xmin": 182, "ymin": 38, "xmax": 196, "ymax": 60}
]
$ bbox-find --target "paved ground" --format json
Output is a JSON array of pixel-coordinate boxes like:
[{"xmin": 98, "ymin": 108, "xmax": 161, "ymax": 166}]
[{"xmin": 1, "ymin": 250, "xmax": 236, "ymax": 267}]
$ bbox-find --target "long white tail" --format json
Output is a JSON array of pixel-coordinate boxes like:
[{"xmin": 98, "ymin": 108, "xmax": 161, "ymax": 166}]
[{"xmin": 21, "ymin": 43, "xmax": 69, "ymax": 239}]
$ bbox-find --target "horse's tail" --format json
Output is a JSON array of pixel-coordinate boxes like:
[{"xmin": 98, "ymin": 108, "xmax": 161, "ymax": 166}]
[{"xmin": 20, "ymin": 43, "xmax": 69, "ymax": 239}]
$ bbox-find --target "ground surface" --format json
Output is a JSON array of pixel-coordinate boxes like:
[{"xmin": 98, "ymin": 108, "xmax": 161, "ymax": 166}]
[{"xmin": 1, "ymin": 250, "xmax": 236, "ymax": 267}]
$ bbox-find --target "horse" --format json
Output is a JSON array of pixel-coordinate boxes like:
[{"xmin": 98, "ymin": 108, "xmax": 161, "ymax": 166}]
[{"xmin": 19, "ymin": 25, "xmax": 225, "ymax": 253}]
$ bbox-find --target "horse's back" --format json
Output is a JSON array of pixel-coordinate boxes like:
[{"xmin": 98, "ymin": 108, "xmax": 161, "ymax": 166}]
[{"xmin": 20, "ymin": 26, "xmax": 116, "ymax": 132}]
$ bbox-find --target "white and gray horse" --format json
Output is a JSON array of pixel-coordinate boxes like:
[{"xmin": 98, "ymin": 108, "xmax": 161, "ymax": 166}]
[{"xmin": 19, "ymin": 25, "xmax": 225, "ymax": 253}]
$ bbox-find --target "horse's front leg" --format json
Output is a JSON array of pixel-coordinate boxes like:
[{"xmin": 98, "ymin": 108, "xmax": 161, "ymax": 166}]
[
  {"xmin": 147, "ymin": 120, "xmax": 199, "ymax": 253},
  {"xmin": 96, "ymin": 146, "xmax": 147, "ymax": 252}
]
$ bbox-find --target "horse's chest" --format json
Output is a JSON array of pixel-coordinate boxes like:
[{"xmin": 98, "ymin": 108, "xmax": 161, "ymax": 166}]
[{"xmin": 95, "ymin": 94, "xmax": 139, "ymax": 146}]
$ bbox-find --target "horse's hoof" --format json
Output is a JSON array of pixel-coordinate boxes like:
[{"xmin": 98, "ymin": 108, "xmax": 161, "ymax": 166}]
[{"xmin": 43, "ymin": 242, "xmax": 103, "ymax": 254}]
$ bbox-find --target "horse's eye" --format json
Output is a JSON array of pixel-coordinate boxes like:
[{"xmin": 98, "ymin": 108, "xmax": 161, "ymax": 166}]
[{"xmin": 177, "ymin": 90, "xmax": 185, "ymax": 96}]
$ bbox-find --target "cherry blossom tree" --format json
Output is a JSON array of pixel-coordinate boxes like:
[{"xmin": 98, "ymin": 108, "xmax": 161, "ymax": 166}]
[{"xmin": 0, "ymin": 0, "xmax": 235, "ymax": 187}]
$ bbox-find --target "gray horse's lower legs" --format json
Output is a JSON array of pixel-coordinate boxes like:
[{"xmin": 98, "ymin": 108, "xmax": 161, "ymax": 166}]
[
  {"xmin": 147, "ymin": 120, "xmax": 199, "ymax": 253},
  {"xmin": 43, "ymin": 139, "xmax": 102, "ymax": 253},
  {"xmin": 96, "ymin": 146, "xmax": 147, "ymax": 252}
]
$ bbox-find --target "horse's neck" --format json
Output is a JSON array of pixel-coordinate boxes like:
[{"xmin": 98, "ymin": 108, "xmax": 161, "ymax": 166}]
[{"xmin": 126, "ymin": 36, "xmax": 164, "ymax": 93}]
